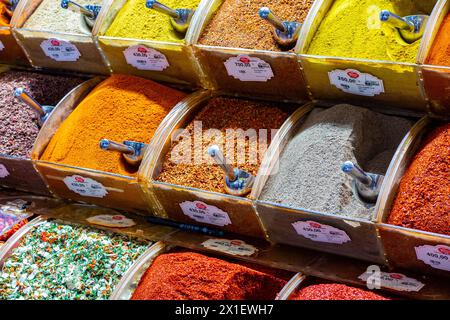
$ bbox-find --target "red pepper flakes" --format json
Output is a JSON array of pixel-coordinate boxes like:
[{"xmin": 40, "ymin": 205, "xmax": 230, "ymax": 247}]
[
  {"xmin": 291, "ymin": 283, "xmax": 390, "ymax": 300},
  {"xmin": 131, "ymin": 252, "xmax": 289, "ymax": 300},
  {"xmin": 0, "ymin": 219, "xmax": 28, "ymax": 242},
  {"xmin": 388, "ymin": 123, "xmax": 450, "ymax": 235}
]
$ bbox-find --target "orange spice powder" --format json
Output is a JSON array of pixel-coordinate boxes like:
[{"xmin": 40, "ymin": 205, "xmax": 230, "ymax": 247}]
[{"xmin": 426, "ymin": 14, "xmax": 450, "ymax": 66}]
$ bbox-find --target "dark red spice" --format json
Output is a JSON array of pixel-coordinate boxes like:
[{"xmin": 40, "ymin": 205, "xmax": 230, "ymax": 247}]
[
  {"xmin": 131, "ymin": 252, "xmax": 288, "ymax": 300},
  {"xmin": 291, "ymin": 283, "xmax": 390, "ymax": 300},
  {"xmin": 388, "ymin": 123, "xmax": 450, "ymax": 235}
]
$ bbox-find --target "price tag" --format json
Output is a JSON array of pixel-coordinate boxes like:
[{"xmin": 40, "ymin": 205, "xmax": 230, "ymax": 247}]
[
  {"xmin": 0, "ymin": 41, "xmax": 4, "ymax": 52},
  {"xmin": 123, "ymin": 45, "xmax": 169, "ymax": 71},
  {"xmin": 180, "ymin": 201, "xmax": 231, "ymax": 227},
  {"xmin": 415, "ymin": 244, "xmax": 450, "ymax": 272},
  {"xmin": 40, "ymin": 39, "xmax": 81, "ymax": 62},
  {"xmin": 292, "ymin": 220, "xmax": 351, "ymax": 244},
  {"xmin": 329, "ymin": 69, "xmax": 385, "ymax": 96},
  {"xmin": 202, "ymin": 239, "xmax": 257, "ymax": 257},
  {"xmin": 87, "ymin": 214, "xmax": 135, "ymax": 228},
  {"xmin": 63, "ymin": 175, "xmax": 108, "ymax": 198},
  {"xmin": 358, "ymin": 271, "xmax": 424, "ymax": 292},
  {"xmin": 0, "ymin": 164, "xmax": 9, "ymax": 178},
  {"xmin": 224, "ymin": 55, "xmax": 274, "ymax": 82}
]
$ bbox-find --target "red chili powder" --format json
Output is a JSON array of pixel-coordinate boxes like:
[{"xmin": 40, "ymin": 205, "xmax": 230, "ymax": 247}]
[
  {"xmin": 388, "ymin": 123, "xmax": 450, "ymax": 235},
  {"xmin": 426, "ymin": 14, "xmax": 450, "ymax": 66},
  {"xmin": 131, "ymin": 252, "xmax": 288, "ymax": 300},
  {"xmin": 291, "ymin": 283, "xmax": 390, "ymax": 300}
]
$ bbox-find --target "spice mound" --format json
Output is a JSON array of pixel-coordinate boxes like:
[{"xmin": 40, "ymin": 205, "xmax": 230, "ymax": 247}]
[
  {"xmin": 291, "ymin": 283, "xmax": 390, "ymax": 300},
  {"xmin": 23, "ymin": 0, "xmax": 103, "ymax": 34},
  {"xmin": 131, "ymin": 251, "xmax": 289, "ymax": 300},
  {"xmin": 105, "ymin": 0, "xmax": 201, "ymax": 42},
  {"xmin": 0, "ymin": 0, "xmax": 13, "ymax": 27},
  {"xmin": 0, "ymin": 221, "xmax": 149, "ymax": 300},
  {"xmin": 388, "ymin": 123, "xmax": 450, "ymax": 235},
  {"xmin": 199, "ymin": 0, "xmax": 314, "ymax": 51},
  {"xmin": 41, "ymin": 74, "xmax": 186, "ymax": 176},
  {"xmin": 156, "ymin": 97, "xmax": 293, "ymax": 195},
  {"xmin": 0, "ymin": 71, "xmax": 84, "ymax": 158},
  {"xmin": 260, "ymin": 104, "xmax": 412, "ymax": 219},
  {"xmin": 307, "ymin": 0, "xmax": 435, "ymax": 62},
  {"xmin": 426, "ymin": 14, "xmax": 450, "ymax": 66}
]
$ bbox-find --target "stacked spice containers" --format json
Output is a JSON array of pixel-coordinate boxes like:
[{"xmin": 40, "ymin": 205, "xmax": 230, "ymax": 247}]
[
  {"xmin": 95, "ymin": 0, "xmax": 205, "ymax": 87},
  {"xmin": 12, "ymin": 0, "xmax": 110, "ymax": 74}
]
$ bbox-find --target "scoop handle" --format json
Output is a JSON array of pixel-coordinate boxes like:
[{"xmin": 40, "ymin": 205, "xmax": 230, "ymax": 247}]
[
  {"xmin": 208, "ymin": 145, "xmax": 237, "ymax": 182},
  {"xmin": 146, "ymin": 0, "xmax": 180, "ymax": 19},
  {"xmin": 99, "ymin": 139, "xmax": 135, "ymax": 155},
  {"xmin": 380, "ymin": 10, "xmax": 415, "ymax": 31},
  {"xmin": 341, "ymin": 161, "xmax": 373, "ymax": 187},
  {"xmin": 259, "ymin": 7, "xmax": 286, "ymax": 32},
  {"xmin": 61, "ymin": 0, "xmax": 95, "ymax": 19},
  {"xmin": 14, "ymin": 88, "xmax": 46, "ymax": 117}
]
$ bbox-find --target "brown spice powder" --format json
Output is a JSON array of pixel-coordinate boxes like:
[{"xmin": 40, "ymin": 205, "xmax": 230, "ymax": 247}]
[{"xmin": 199, "ymin": 0, "xmax": 315, "ymax": 51}]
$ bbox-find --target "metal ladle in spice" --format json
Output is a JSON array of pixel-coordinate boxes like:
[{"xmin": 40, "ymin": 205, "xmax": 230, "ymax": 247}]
[
  {"xmin": 60, "ymin": 0, "xmax": 101, "ymax": 29},
  {"xmin": 13, "ymin": 88, "xmax": 55, "ymax": 127},
  {"xmin": 146, "ymin": 0, "xmax": 194, "ymax": 35},
  {"xmin": 207, "ymin": 145, "xmax": 255, "ymax": 197},
  {"xmin": 341, "ymin": 161, "xmax": 384, "ymax": 204},
  {"xmin": 99, "ymin": 139, "xmax": 147, "ymax": 167},
  {"xmin": 259, "ymin": 7, "xmax": 302, "ymax": 49},
  {"xmin": 379, "ymin": 10, "xmax": 429, "ymax": 44}
]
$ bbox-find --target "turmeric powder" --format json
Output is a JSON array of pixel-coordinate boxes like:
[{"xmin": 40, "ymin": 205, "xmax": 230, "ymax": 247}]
[
  {"xmin": 0, "ymin": 1, "xmax": 14, "ymax": 27},
  {"xmin": 41, "ymin": 74, "xmax": 186, "ymax": 176}
]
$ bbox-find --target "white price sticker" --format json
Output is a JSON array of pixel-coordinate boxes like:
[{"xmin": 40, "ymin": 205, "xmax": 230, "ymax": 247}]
[
  {"xmin": 41, "ymin": 39, "xmax": 81, "ymax": 62},
  {"xmin": 329, "ymin": 69, "xmax": 385, "ymax": 96},
  {"xmin": 63, "ymin": 175, "xmax": 108, "ymax": 198},
  {"xmin": 0, "ymin": 164, "xmax": 9, "ymax": 178},
  {"xmin": 292, "ymin": 220, "xmax": 351, "ymax": 244},
  {"xmin": 0, "ymin": 41, "xmax": 4, "ymax": 52},
  {"xmin": 202, "ymin": 239, "xmax": 257, "ymax": 257},
  {"xmin": 123, "ymin": 45, "xmax": 169, "ymax": 71},
  {"xmin": 87, "ymin": 214, "xmax": 135, "ymax": 228},
  {"xmin": 180, "ymin": 201, "xmax": 232, "ymax": 227},
  {"xmin": 415, "ymin": 244, "xmax": 450, "ymax": 272},
  {"xmin": 224, "ymin": 55, "xmax": 274, "ymax": 82},
  {"xmin": 359, "ymin": 271, "xmax": 424, "ymax": 292}
]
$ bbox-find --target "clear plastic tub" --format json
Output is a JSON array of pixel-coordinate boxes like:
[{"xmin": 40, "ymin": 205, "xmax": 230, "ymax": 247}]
[
  {"xmin": 12, "ymin": 0, "xmax": 110, "ymax": 74},
  {"xmin": 296, "ymin": 0, "xmax": 439, "ymax": 113},
  {"xmin": 95, "ymin": 0, "xmax": 205, "ymax": 88},
  {"xmin": 189, "ymin": 0, "xmax": 317, "ymax": 102},
  {"xmin": 376, "ymin": 117, "xmax": 450, "ymax": 278}
]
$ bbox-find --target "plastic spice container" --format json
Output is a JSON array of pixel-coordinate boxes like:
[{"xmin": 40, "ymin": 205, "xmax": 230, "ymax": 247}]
[
  {"xmin": 12, "ymin": 0, "xmax": 110, "ymax": 74},
  {"xmin": 139, "ymin": 91, "xmax": 307, "ymax": 239},
  {"xmin": 376, "ymin": 117, "xmax": 450, "ymax": 278},
  {"xmin": 189, "ymin": 0, "xmax": 317, "ymax": 102},
  {"xmin": 297, "ymin": 0, "xmax": 438, "ymax": 113},
  {"xmin": 95, "ymin": 0, "xmax": 206, "ymax": 88}
]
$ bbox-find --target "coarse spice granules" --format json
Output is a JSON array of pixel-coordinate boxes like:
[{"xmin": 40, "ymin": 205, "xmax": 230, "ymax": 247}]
[
  {"xmin": 156, "ymin": 97, "xmax": 294, "ymax": 195},
  {"xmin": 388, "ymin": 123, "xmax": 450, "ymax": 235},
  {"xmin": 426, "ymin": 14, "xmax": 450, "ymax": 66},
  {"xmin": 0, "ymin": 71, "xmax": 84, "ymax": 158},
  {"xmin": 131, "ymin": 251, "xmax": 290, "ymax": 300},
  {"xmin": 291, "ymin": 283, "xmax": 390, "ymax": 300},
  {"xmin": 260, "ymin": 105, "xmax": 412, "ymax": 219},
  {"xmin": 41, "ymin": 74, "xmax": 186, "ymax": 176},
  {"xmin": 0, "ymin": 221, "xmax": 150, "ymax": 300},
  {"xmin": 199, "ymin": 0, "xmax": 314, "ymax": 51}
]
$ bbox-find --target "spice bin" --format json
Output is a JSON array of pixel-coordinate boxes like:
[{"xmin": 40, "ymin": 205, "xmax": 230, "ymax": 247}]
[
  {"xmin": 140, "ymin": 91, "xmax": 307, "ymax": 239},
  {"xmin": 95, "ymin": 0, "xmax": 205, "ymax": 87},
  {"xmin": 189, "ymin": 0, "xmax": 318, "ymax": 102},
  {"xmin": 12, "ymin": 0, "xmax": 110, "ymax": 74},
  {"xmin": 297, "ymin": 0, "xmax": 439, "ymax": 113},
  {"xmin": 377, "ymin": 117, "xmax": 450, "ymax": 278}
]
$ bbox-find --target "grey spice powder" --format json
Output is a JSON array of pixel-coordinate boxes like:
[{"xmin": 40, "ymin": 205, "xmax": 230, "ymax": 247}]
[{"xmin": 260, "ymin": 104, "xmax": 413, "ymax": 220}]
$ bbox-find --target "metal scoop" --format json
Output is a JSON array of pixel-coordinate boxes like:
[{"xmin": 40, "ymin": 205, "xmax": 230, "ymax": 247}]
[
  {"xmin": 259, "ymin": 7, "xmax": 302, "ymax": 49},
  {"xmin": 207, "ymin": 145, "xmax": 255, "ymax": 196},
  {"xmin": 379, "ymin": 10, "xmax": 429, "ymax": 43},
  {"xmin": 14, "ymin": 88, "xmax": 55, "ymax": 127},
  {"xmin": 99, "ymin": 139, "xmax": 147, "ymax": 167},
  {"xmin": 146, "ymin": 0, "xmax": 194, "ymax": 35},
  {"xmin": 341, "ymin": 161, "xmax": 384, "ymax": 204},
  {"xmin": 60, "ymin": 0, "xmax": 102, "ymax": 29}
]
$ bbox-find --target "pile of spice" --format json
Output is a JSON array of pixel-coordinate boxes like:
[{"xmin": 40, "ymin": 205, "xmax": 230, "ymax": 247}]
[
  {"xmin": 0, "ymin": 0, "xmax": 13, "ymax": 26},
  {"xmin": 260, "ymin": 104, "xmax": 412, "ymax": 219},
  {"xmin": 41, "ymin": 74, "xmax": 186, "ymax": 176},
  {"xmin": 105, "ymin": 0, "xmax": 201, "ymax": 42},
  {"xmin": 388, "ymin": 123, "xmax": 450, "ymax": 235},
  {"xmin": 131, "ymin": 251, "xmax": 289, "ymax": 300},
  {"xmin": 0, "ymin": 221, "xmax": 149, "ymax": 300},
  {"xmin": 23, "ymin": 0, "xmax": 103, "ymax": 34},
  {"xmin": 199, "ymin": 0, "xmax": 314, "ymax": 51},
  {"xmin": 0, "ymin": 71, "xmax": 84, "ymax": 158},
  {"xmin": 157, "ymin": 97, "xmax": 293, "ymax": 194},
  {"xmin": 291, "ymin": 283, "xmax": 390, "ymax": 300},
  {"xmin": 307, "ymin": 0, "xmax": 436, "ymax": 62},
  {"xmin": 426, "ymin": 14, "xmax": 450, "ymax": 66}
]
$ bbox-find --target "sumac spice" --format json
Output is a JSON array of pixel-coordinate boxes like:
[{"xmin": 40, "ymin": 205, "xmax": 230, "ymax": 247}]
[{"xmin": 291, "ymin": 283, "xmax": 390, "ymax": 300}]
